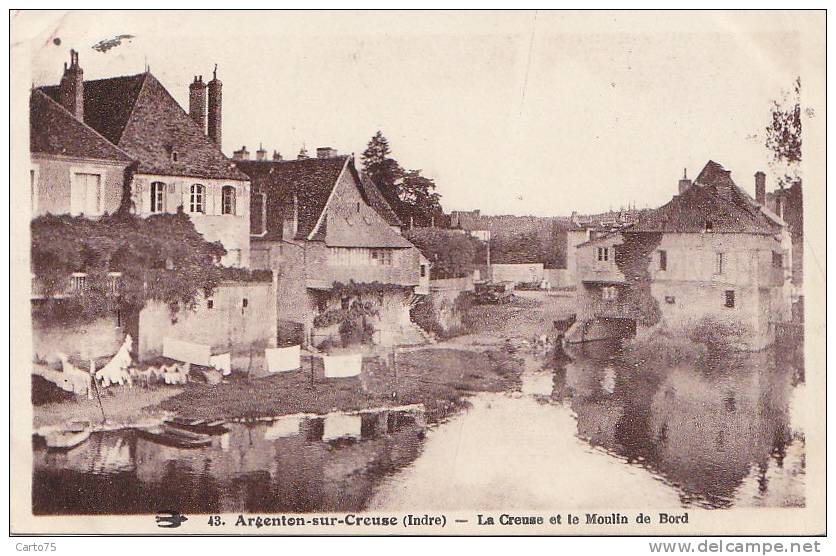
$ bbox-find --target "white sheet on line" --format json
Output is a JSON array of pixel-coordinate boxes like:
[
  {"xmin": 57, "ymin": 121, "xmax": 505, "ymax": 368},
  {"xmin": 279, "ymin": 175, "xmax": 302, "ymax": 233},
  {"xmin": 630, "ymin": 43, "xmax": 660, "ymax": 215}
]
[
  {"xmin": 209, "ymin": 352, "xmax": 232, "ymax": 376},
  {"xmin": 323, "ymin": 353, "xmax": 362, "ymax": 378},
  {"xmin": 265, "ymin": 345, "xmax": 301, "ymax": 373},
  {"xmin": 163, "ymin": 337, "xmax": 211, "ymax": 366}
]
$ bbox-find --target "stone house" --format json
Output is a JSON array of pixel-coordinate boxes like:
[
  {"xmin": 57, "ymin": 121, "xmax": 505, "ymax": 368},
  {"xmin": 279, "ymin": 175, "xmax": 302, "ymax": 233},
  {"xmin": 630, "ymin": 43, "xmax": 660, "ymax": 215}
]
[
  {"xmin": 37, "ymin": 51, "xmax": 251, "ymax": 267},
  {"xmin": 568, "ymin": 161, "xmax": 793, "ymax": 350},
  {"xmin": 764, "ymin": 177, "xmax": 803, "ymax": 307},
  {"xmin": 30, "ymin": 52, "xmax": 275, "ymax": 369},
  {"xmin": 237, "ymin": 149, "xmax": 429, "ymax": 348},
  {"xmin": 29, "ymin": 89, "xmax": 135, "ymax": 217},
  {"xmin": 137, "ymin": 277, "xmax": 276, "ymax": 363}
]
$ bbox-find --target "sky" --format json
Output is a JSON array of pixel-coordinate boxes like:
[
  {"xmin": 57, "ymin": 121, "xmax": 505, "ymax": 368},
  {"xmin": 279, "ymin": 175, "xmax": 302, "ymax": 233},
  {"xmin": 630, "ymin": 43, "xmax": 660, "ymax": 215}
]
[{"xmin": 19, "ymin": 10, "xmax": 818, "ymax": 216}]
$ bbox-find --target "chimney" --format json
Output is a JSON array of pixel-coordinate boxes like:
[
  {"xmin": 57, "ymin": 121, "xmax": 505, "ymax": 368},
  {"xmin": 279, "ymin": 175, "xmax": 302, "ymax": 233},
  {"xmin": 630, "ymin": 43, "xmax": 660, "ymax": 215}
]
[
  {"xmin": 256, "ymin": 143, "xmax": 267, "ymax": 161},
  {"xmin": 232, "ymin": 145, "xmax": 250, "ymax": 161},
  {"xmin": 754, "ymin": 171, "xmax": 766, "ymax": 204},
  {"xmin": 189, "ymin": 76, "xmax": 207, "ymax": 133},
  {"xmin": 678, "ymin": 168, "xmax": 692, "ymax": 194},
  {"xmin": 59, "ymin": 49, "xmax": 84, "ymax": 121},
  {"xmin": 316, "ymin": 147, "xmax": 338, "ymax": 159},
  {"xmin": 272, "ymin": 150, "xmax": 283, "ymax": 161},
  {"xmin": 207, "ymin": 64, "xmax": 222, "ymax": 146}
]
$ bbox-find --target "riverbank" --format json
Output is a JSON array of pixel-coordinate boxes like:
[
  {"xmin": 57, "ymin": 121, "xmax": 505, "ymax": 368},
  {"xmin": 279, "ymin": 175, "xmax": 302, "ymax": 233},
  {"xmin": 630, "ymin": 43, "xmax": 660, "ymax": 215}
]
[
  {"xmin": 159, "ymin": 347, "xmax": 521, "ymax": 423},
  {"xmin": 32, "ymin": 346, "xmax": 523, "ymax": 431},
  {"xmin": 31, "ymin": 292, "xmax": 571, "ymax": 432},
  {"xmin": 33, "ymin": 385, "xmax": 180, "ymax": 433}
]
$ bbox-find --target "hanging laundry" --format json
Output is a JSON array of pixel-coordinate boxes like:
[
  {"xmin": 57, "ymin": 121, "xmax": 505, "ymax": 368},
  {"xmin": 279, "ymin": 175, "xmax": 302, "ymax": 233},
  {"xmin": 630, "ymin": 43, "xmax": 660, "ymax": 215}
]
[
  {"xmin": 209, "ymin": 352, "xmax": 232, "ymax": 376},
  {"xmin": 94, "ymin": 335, "xmax": 133, "ymax": 388},
  {"xmin": 162, "ymin": 362, "xmax": 189, "ymax": 385},
  {"xmin": 265, "ymin": 345, "xmax": 301, "ymax": 373},
  {"xmin": 163, "ymin": 337, "xmax": 211, "ymax": 366},
  {"xmin": 55, "ymin": 353, "xmax": 93, "ymax": 398},
  {"xmin": 323, "ymin": 353, "xmax": 362, "ymax": 378}
]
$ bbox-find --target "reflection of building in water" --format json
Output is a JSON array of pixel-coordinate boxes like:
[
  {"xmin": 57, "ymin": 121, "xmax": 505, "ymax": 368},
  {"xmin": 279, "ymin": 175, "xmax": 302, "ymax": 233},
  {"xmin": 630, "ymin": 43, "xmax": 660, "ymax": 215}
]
[
  {"xmin": 125, "ymin": 410, "xmax": 425, "ymax": 513},
  {"xmin": 40, "ymin": 433, "xmax": 134, "ymax": 474},
  {"xmin": 647, "ymin": 352, "xmax": 798, "ymax": 507},
  {"xmin": 560, "ymin": 343, "xmax": 801, "ymax": 508},
  {"xmin": 734, "ymin": 437, "xmax": 805, "ymax": 507},
  {"xmin": 648, "ymin": 365, "xmax": 768, "ymax": 507}
]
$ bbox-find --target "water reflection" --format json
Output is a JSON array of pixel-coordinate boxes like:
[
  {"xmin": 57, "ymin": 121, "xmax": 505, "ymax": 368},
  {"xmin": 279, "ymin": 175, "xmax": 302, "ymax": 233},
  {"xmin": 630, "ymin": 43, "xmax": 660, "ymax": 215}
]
[
  {"xmin": 33, "ymin": 341, "xmax": 804, "ymax": 514},
  {"xmin": 559, "ymin": 341, "xmax": 805, "ymax": 509},
  {"xmin": 33, "ymin": 409, "xmax": 425, "ymax": 515}
]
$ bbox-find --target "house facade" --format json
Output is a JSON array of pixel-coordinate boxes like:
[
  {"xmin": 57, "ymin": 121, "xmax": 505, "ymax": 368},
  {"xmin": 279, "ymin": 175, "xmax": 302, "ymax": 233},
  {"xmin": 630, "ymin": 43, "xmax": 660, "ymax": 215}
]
[
  {"xmin": 30, "ymin": 52, "xmax": 275, "ymax": 368},
  {"xmin": 569, "ymin": 161, "xmax": 793, "ymax": 350},
  {"xmin": 764, "ymin": 178, "xmax": 803, "ymax": 309},
  {"xmin": 38, "ymin": 52, "xmax": 251, "ymax": 267},
  {"xmin": 238, "ymin": 149, "xmax": 427, "ymax": 348},
  {"xmin": 30, "ymin": 89, "xmax": 135, "ymax": 218}
]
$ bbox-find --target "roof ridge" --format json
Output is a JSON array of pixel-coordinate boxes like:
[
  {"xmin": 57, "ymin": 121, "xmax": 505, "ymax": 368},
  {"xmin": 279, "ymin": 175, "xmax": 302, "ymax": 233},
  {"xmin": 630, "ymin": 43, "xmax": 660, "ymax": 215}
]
[
  {"xmin": 114, "ymin": 72, "xmax": 150, "ymax": 146},
  {"xmin": 39, "ymin": 72, "xmax": 149, "ymax": 89},
  {"xmin": 306, "ymin": 155, "xmax": 352, "ymax": 240},
  {"xmin": 239, "ymin": 155, "xmax": 349, "ymax": 165},
  {"xmin": 31, "ymin": 89, "xmax": 136, "ymax": 162}
]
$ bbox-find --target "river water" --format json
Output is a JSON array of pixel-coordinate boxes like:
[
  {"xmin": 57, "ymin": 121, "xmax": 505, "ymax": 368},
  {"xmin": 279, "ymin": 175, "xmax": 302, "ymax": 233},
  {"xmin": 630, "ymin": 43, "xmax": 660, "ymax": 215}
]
[{"xmin": 32, "ymin": 341, "xmax": 805, "ymax": 514}]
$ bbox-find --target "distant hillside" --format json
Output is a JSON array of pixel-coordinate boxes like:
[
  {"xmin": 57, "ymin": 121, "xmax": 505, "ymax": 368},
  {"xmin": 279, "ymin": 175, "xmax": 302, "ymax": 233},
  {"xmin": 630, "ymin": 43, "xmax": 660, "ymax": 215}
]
[
  {"xmin": 448, "ymin": 211, "xmax": 574, "ymax": 268},
  {"xmin": 446, "ymin": 208, "xmax": 647, "ymax": 268}
]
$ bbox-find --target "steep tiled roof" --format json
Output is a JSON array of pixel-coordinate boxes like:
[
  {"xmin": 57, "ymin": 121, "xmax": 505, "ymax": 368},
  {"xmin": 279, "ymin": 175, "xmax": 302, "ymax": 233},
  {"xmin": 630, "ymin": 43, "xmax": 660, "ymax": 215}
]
[
  {"xmin": 40, "ymin": 73, "xmax": 246, "ymax": 181},
  {"xmin": 239, "ymin": 156, "xmax": 414, "ymax": 248},
  {"xmin": 628, "ymin": 161, "xmax": 780, "ymax": 235},
  {"xmin": 30, "ymin": 90, "xmax": 133, "ymax": 163},
  {"xmin": 237, "ymin": 156, "xmax": 348, "ymax": 240},
  {"xmin": 358, "ymin": 172, "xmax": 403, "ymax": 228},
  {"xmin": 43, "ymin": 74, "xmax": 145, "ymax": 145}
]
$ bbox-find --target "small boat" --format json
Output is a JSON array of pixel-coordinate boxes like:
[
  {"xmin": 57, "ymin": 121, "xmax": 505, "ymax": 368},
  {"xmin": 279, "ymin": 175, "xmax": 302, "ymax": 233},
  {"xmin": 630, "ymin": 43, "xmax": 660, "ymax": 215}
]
[
  {"xmin": 165, "ymin": 416, "xmax": 229, "ymax": 435},
  {"xmin": 135, "ymin": 425, "xmax": 212, "ymax": 448},
  {"xmin": 44, "ymin": 422, "xmax": 91, "ymax": 450}
]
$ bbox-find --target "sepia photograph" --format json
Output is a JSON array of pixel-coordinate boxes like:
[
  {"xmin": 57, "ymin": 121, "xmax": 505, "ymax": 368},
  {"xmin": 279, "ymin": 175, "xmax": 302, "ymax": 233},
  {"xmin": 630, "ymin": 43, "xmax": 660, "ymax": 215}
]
[{"xmin": 8, "ymin": 8, "xmax": 826, "ymax": 538}]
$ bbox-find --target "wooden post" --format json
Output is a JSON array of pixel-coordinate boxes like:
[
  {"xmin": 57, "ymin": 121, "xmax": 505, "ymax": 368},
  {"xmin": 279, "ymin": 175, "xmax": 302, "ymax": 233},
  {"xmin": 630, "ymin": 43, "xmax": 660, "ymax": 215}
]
[
  {"xmin": 392, "ymin": 346, "xmax": 398, "ymax": 400},
  {"xmin": 90, "ymin": 360, "xmax": 107, "ymax": 424}
]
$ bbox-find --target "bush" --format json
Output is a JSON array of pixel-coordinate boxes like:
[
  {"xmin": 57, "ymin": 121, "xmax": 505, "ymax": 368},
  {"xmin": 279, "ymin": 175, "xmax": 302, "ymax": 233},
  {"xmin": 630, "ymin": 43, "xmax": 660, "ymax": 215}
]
[
  {"xmin": 313, "ymin": 297, "xmax": 379, "ymax": 348},
  {"xmin": 411, "ymin": 291, "xmax": 475, "ymax": 339},
  {"xmin": 623, "ymin": 330, "xmax": 705, "ymax": 368},
  {"xmin": 405, "ymin": 228, "xmax": 483, "ymax": 279},
  {"xmin": 31, "ymin": 211, "xmax": 228, "ymax": 321},
  {"xmin": 686, "ymin": 315, "xmax": 751, "ymax": 352}
]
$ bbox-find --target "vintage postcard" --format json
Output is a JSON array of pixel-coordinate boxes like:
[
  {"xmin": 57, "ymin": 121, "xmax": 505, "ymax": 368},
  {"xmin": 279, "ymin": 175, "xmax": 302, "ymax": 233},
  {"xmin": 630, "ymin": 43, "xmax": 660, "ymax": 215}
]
[{"xmin": 9, "ymin": 10, "xmax": 826, "ymax": 536}]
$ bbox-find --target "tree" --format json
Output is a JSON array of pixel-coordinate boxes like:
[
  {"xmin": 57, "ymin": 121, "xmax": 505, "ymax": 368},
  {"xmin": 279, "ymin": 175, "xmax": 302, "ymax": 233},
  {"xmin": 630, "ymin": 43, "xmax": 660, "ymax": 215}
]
[
  {"xmin": 397, "ymin": 169, "xmax": 444, "ymax": 227},
  {"xmin": 361, "ymin": 131, "xmax": 403, "ymax": 210},
  {"xmin": 765, "ymin": 77, "xmax": 802, "ymax": 188},
  {"xmin": 31, "ymin": 211, "xmax": 234, "ymax": 329},
  {"xmin": 361, "ymin": 131, "xmax": 446, "ymax": 227},
  {"xmin": 405, "ymin": 228, "xmax": 481, "ymax": 279},
  {"xmin": 489, "ymin": 230, "xmax": 542, "ymax": 264}
]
